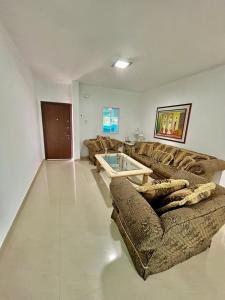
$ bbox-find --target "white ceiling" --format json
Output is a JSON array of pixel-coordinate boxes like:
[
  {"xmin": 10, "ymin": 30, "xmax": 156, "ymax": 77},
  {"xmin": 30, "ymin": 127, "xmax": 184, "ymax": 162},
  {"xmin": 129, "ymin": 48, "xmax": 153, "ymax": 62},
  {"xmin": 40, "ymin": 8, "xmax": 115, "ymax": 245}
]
[{"xmin": 1, "ymin": 0, "xmax": 225, "ymax": 92}]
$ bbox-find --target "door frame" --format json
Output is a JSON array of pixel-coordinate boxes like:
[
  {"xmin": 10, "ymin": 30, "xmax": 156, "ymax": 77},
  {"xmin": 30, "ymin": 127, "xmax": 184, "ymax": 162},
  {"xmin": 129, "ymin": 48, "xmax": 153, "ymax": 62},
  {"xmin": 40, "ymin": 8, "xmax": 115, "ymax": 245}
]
[{"xmin": 41, "ymin": 101, "xmax": 73, "ymax": 159}]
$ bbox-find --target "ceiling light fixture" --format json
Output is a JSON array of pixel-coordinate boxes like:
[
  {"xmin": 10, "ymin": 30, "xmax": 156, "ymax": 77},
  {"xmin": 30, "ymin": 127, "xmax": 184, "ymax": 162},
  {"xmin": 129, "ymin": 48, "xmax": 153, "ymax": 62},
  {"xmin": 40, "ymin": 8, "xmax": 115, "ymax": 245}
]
[{"xmin": 112, "ymin": 60, "xmax": 132, "ymax": 69}]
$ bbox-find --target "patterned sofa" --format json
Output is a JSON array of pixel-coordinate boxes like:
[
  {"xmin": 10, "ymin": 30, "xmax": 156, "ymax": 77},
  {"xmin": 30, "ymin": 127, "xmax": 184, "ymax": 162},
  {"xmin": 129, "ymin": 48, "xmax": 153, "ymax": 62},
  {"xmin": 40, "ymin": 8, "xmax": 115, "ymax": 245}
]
[
  {"xmin": 110, "ymin": 170, "xmax": 225, "ymax": 279},
  {"xmin": 131, "ymin": 141, "xmax": 225, "ymax": 181},
  {"xmin": 83, "ymin": 137, "xmax": 123, "ymax": 164}
]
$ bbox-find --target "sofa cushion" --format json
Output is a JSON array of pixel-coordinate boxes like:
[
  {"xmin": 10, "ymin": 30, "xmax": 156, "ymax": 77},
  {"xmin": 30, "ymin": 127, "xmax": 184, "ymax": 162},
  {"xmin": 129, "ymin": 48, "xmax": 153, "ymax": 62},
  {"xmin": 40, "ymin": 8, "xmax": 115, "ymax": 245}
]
[
  {"xmin": 156, "ymin": 182, "xmax": 216, "ymax": 214},
  {"xmin": 89, "ymin": 140, "xmax": 102, "ymax": 151},
  {"xmin": 161, "ymin": 153, "xmax": 174, "ymax": 165},
  {"xmin": 173, "ymin": 150, "xmax": 189, "ymax": 167},
  {"xmin": 153, "ymin": 143, "xmax": 178, "ymax": 155},
  {"xmin": 151, "ymin": 163, "xmax": 178, "ymax": 178},
  {"xmin": 136, "ymin": 179, "xmax": 189, "ymax": 203},
  {"xmin": 106, "ymin": 137, "xmax": 114, "ymax": 149},
  {"xmin": 190, "ymin": 153, "xmax": 211, "ymax": 161},
  {"xmin": 96, "ymin": 135, "xmax": 114, "ymax": 150},
  {"xmin": 152, "ymin": 150, "xmax": 165, "ymax": 162},
  {"xmin": 132, "ymin": 152, "xmax": 153, "ymax": 167},
  {"xmin": 144, "ymin": 143, "xmax": 154, "ymax": 157},
  {"xmin": 152, "ymin": 150, "xmax": 174, "ymax": 165},
  {"xmin": 138, "ymin": 143, "xmax": 147, "ymax": 155},
  {"xmin": 177, "ymin": 156, "xmax": 196, "ymax": 170}
]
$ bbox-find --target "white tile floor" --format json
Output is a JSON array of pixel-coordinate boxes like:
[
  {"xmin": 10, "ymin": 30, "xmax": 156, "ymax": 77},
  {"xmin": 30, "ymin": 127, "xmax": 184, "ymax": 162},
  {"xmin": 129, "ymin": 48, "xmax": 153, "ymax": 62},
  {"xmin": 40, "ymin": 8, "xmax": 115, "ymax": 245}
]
[{"xmin": 0, "ymin": 160, "xmax": 225, "ymax": 300}]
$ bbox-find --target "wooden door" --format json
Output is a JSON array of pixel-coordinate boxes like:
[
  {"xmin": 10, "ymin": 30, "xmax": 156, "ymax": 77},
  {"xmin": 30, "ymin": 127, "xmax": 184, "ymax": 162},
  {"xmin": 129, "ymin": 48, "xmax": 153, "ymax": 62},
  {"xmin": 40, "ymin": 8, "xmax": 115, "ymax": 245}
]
[{"xmin": 41, "ymin": 102, "xmax": 72, "ymax": 159}]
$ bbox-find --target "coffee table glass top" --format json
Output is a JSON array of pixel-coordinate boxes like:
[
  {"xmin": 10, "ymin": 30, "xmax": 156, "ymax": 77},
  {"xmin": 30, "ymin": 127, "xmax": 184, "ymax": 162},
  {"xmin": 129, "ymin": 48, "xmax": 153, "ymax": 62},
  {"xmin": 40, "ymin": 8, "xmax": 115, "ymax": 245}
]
[{"xmin": 102, "ymin": 153, "xmax": 141, "ymax": 172}]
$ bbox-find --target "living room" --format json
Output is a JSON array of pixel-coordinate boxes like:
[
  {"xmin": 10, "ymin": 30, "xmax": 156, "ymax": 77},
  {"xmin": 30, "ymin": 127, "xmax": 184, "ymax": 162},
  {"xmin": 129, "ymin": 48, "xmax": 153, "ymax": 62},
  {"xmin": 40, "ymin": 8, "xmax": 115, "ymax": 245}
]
[{"xmin": 1, "ymin": 1, "xmax": 225, "ymax": 299}]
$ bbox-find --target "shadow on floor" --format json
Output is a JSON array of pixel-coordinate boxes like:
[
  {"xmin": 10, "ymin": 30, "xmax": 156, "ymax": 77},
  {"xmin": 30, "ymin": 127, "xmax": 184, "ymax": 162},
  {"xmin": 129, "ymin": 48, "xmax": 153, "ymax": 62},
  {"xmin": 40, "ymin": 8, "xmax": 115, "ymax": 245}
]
[{"xmin": 91, "ymin": 169, "xmax": 113, "ymax": 208}]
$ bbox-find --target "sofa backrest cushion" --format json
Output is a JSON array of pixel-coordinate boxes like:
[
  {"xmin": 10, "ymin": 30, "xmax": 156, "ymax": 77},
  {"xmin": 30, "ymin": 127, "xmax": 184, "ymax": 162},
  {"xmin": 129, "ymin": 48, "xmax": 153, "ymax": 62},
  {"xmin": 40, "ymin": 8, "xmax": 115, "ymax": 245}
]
[
  {"xmin": 89, "ymin": 140, "xmax": 102, "ymax": 151},
  {"xmin": 151, "ymin": 150, "xmax": 174, "ymax": 165},
  {"xmin": 173, "ymin": 149, "xmax": 212, "ymax": 167},
  {"xmin": 144, "ymin": 143, "xmax": 154, "ymax": 156},
  {"xmin": 138, "ymin": 142, "xmax": 147, "ymax": 155},
  {"xmin": 177, "ymin": 156, "xmax": 196, "ymax": 170},
  {"xmin": 96, "ymin": 135, "xmax": 114, "ymax": 150}
]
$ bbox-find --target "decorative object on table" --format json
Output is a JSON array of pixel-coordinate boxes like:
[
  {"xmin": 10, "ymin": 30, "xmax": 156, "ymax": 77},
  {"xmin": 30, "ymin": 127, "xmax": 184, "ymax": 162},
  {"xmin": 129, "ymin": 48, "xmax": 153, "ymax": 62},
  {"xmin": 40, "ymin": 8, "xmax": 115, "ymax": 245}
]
[
  {"xmin": 134, "ymin": 128, "xmax": 145, "ymax": 142},
  {"xmin": 124, "ymin": 141, "xmax": 135, "ymax": 156},
  {"xmin": 124, "ymin": 136, "xmax": 131, "ymax": 143},
  {"xmin": 154, "ymin": 103, "xmax": 192, "ymax": 143}
]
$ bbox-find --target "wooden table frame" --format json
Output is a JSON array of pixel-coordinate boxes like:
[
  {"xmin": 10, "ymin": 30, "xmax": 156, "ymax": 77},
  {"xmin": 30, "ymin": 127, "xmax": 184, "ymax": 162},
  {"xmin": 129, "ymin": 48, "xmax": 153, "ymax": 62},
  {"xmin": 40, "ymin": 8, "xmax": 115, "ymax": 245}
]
[{"xmin": 95, "ymin": 153, "xmax": 152, "ymax": 184}]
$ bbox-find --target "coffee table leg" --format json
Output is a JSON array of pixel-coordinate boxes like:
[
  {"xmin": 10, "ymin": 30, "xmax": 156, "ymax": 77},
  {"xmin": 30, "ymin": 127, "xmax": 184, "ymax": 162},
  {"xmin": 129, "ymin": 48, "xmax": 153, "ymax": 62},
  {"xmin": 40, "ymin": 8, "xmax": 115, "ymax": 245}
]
[
  {"xmin": 96, "ymin": 161, "xmax": 101, "ymax": 173},
  {"xmin": 142, "ymin": 174, "xmax": 148, "ymax": 184}
]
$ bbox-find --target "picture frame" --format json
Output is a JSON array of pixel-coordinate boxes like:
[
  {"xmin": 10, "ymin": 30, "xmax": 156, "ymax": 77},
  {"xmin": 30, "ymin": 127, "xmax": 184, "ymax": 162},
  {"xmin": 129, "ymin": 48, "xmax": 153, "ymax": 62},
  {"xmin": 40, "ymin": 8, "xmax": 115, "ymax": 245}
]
[{"xmin": 154, "ymin": 103, "xmax": 192, "ymax": 143}]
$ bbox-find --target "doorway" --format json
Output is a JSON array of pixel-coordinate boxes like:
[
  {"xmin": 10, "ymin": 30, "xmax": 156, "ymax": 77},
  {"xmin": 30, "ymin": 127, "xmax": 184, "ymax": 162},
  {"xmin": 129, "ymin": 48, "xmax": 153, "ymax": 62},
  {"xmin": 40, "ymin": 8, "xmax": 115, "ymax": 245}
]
[{"xmin": 41, "ymin": 102, "xmax": 72, "ymax": 159}]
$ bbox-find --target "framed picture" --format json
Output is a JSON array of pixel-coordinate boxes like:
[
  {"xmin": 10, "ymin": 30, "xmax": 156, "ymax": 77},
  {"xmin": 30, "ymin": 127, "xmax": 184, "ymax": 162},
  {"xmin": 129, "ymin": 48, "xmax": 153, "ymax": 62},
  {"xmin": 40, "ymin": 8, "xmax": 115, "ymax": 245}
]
[{"xmin": 154, "ymin": 103, "xmax": 192, "ymax": 143}]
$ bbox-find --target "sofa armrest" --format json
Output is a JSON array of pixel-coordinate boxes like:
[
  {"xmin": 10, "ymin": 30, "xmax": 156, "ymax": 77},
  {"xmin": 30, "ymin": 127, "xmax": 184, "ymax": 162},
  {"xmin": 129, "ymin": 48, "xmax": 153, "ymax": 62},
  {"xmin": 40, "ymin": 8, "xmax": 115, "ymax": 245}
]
[
  {"xmin": 83, "ymin": 139, "xmax": 89, "ymax": 147},
  {"xmin": 161, "ymin": 195, "xmax": 225, "ymax": 237},
  {"xmin": 110, "ymin": 177, "xmax": 164, "ymax": 251},
  {"xmin": 188, "ymin": 159, "xmax": 225, "ymax": 179}
]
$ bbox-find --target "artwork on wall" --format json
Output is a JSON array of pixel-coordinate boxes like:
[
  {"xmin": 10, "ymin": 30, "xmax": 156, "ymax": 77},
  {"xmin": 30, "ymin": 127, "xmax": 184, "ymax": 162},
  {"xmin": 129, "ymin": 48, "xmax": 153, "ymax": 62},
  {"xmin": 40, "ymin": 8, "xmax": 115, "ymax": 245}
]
[
  {"xmin": 154, "ymin": 103, "xmax": 192, "ymax": 143},
  {"xmin": 103, "ymin": 107, "xmax": 120, "ymax": 133}
]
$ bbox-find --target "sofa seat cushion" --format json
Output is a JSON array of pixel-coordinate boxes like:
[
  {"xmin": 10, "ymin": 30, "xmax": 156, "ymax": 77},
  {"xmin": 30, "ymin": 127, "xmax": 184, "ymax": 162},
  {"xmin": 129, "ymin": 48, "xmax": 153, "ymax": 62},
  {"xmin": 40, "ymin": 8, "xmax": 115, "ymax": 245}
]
[
  {"xmin": 131, "ymin": 152, "xmax": 154, "ymax": 167},
  {"xmin": 151, "ymin": 163, "xmax": 178, "ymax": 178},
  {"xmin": 156, "ymin": 182, "xmax": 216, "ymax": 214}
]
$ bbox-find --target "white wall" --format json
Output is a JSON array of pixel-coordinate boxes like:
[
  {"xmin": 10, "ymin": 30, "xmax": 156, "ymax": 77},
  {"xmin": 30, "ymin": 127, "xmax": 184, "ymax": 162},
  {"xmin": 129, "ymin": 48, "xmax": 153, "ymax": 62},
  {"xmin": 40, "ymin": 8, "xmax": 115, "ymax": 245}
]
[
  {"xmin": 72, "ymin": 80, "xmax": 80, "ymax": 160},
  {"xmin": 79, "ymin": 84, "xmax": 142, "ymax": 156},
  {"xmin": 141, "ymin": 65, "xmax": 225, "ymax": 159},
  {"xmin": 0, "ymin": 22, "xmax": 42, "ymax": 246},
  {"xmin": 35, "ymin": 78, "xmax": 72, "ymax": 157}
]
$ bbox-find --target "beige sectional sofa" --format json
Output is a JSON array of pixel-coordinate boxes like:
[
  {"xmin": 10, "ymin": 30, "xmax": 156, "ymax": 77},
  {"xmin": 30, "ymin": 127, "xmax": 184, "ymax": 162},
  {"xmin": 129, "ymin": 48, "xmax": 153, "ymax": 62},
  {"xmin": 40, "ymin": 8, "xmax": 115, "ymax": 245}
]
[
  {"xmin": 131, "ymin": 141, "xmax": 225, "ymax": 180},
  {"xmin": 83, "ymin": 137, "xmax": 123, "ymax": 164},
  {"xmin": 110, "ymin": 170, "xmax": 225, "ymax": 279}
]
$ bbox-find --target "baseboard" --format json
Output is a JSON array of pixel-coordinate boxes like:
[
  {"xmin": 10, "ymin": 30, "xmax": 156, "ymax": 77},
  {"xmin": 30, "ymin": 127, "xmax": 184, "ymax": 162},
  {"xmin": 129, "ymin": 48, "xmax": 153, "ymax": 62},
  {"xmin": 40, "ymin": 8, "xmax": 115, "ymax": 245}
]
[
  {"xmin": 80, "ymin": 156, "xmax": 89, "ymax": 161},
  {"xmin": 0, "ymin": 159, "xmax": 44, "ymax": 253}
]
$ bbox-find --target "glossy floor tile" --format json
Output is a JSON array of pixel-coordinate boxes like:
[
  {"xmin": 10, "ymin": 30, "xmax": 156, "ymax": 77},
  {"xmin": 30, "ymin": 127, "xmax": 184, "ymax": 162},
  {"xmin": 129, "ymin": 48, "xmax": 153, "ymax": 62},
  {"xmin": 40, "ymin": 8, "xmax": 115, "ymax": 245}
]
[{"xmin": 0, "ymin": 160, "xmax": 225, "ymax": 300}]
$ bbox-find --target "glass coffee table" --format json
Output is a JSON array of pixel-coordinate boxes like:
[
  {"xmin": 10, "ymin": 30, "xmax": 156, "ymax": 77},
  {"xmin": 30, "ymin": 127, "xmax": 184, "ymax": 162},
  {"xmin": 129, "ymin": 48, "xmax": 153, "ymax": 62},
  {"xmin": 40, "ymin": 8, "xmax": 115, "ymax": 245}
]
[{"xmin": 95, "ymin": 153, "xmax": 152, "ymax": 184}]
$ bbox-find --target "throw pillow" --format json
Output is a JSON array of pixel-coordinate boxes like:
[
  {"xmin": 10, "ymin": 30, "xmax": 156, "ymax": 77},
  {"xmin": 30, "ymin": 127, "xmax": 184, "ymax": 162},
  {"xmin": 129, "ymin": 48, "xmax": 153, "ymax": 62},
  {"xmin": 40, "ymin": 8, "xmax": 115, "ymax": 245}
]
[
  {"xmin": 156, "ymin": 182, "xmax": 216, "ymax": 214},
  {"xmin": 161, "ymin": 152, "xmax": 174, "ymax": 165},
  {"xmin": 152, "ymin": 150, "xmax": 174, "ymax": 165},
  {"xmin": 144, "ymin": 143, "xmax": 154, "ymax": 156},
  {"xmin": 97, "ymin": 136, "xmax": 110, "ymax": 149},
  {"xmin": 138, "ymin": 143, "xmax": 147, "ymax": 155},
  {"xmin": 164, "ymin": 145, "xmax": 178, "ymax": 157},
  {"xmin": 177, "ymin": 156, "xmax": 196, "ymax": 170},
  {"xmin": 90, "ymin": 140, "xmax": 102, "ymax": 151},
  {"xmin": 173, "ymin": 151, "xmax": 188, "ymax": 167},
  {"xmin": 136, "ymin": 179, "xmax": 189, "ymax": 203},
  {"xmin": 190, "ymin": 153, "xmax": 210, "ymax": 161},
  {"xmin": 152, "ymin": 150, "xmax": 165, "ymax": 162},
  {"xmin": 105, "ymin": 137, "xmax": 114, "ymax": 149}
]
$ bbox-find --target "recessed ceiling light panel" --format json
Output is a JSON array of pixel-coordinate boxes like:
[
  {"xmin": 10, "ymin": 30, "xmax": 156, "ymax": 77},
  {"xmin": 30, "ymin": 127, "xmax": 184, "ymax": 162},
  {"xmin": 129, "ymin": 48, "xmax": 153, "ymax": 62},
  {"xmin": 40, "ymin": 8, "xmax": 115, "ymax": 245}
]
[{"xmin": 113, "ymin": 60, "xmax": 132, "ymax": 69}]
